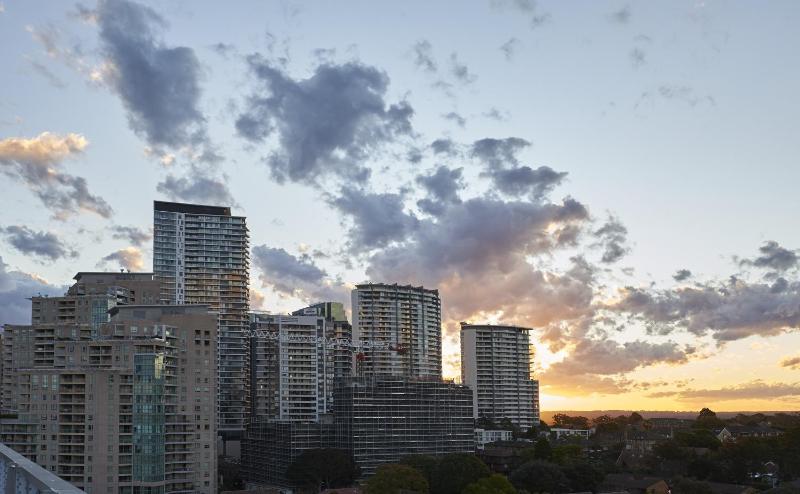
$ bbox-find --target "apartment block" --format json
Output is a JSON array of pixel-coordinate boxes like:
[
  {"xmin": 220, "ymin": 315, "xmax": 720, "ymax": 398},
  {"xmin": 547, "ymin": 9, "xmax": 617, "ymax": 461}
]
[
  {"xmin": 351, "ymin": 283, "xmax": 441, "ymax": 379},
  {"xmin": 1, "ymin": 276, "xmax": 218, "ymax": 494},
  {"xmin": 153, "ymin": 201, "xmax": 250, "ymax": 439},
  {"xmin": 291, "ymin": 302, "xmax": 354, "ymax": 380},
  {"xmin": 460, "ymin": 323, "xmax": 539, "ymax": 431}
]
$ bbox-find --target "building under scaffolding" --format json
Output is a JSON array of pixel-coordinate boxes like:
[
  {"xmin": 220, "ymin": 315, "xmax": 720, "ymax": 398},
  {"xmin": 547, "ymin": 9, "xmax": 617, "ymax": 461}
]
[{"xmin": 333, "ymin": 376, "xmax": 475, "ymax": 477}]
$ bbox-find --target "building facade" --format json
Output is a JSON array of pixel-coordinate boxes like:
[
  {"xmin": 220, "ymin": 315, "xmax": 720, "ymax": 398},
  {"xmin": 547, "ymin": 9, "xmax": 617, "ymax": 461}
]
[
  {"xmin": 333, "ymin": 376, "xmax": 474, "ymax": 477},
  {"xmin": 292, "ymin": 302, "xmax": 354, "ymax": 380},
  {"xmin": 460, "ymin": 323, "xmax": 539, "ymax": 430},
  {"xmin": 153, "ymin": 200, "xmax": 250, "ymax": 439},
  {"xmin": 248, "ymin": 313, "xmax": 335, "ymax": 422},
  {"xmin": 351, "ymin": 284, "xmax": 441, "ymax": 379},
  {"xmin": 1, "ymin": 291, "xmax": 218, "ymax": 494}
]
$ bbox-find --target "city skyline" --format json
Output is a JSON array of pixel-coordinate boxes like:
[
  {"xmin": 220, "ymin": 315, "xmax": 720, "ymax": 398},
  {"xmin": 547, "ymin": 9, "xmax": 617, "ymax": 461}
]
[{"xmin": 1, "ymin": 0, "xmax": 800, "ymax": 413}]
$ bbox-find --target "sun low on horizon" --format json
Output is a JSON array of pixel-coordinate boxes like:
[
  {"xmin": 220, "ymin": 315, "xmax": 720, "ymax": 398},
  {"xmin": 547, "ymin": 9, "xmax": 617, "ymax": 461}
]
[{"xmin": 1, "ymin": 0, "xmax": 799, "ymax": 414}]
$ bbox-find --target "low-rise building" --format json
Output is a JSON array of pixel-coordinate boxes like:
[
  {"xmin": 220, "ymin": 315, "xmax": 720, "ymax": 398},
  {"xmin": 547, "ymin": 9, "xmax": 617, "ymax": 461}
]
[
  {"xmin": 550, "ymin": 427, "xmax": 594, "ymax": 440},
  {"xmin": 474, "ymin": 429, "xmax": 514, "ymax": 450}
]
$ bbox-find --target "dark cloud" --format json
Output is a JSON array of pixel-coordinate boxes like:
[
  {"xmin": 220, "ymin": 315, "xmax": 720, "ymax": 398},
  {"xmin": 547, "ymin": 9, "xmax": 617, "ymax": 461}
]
[
  {"xmin": 593, "ymin": 217, "xmax": 630, "ymax": 264},
  {"xmin": 610, "ymin": 5, "xmax": 631, "ymax": 24},
  {"xmin": 415, "ymin": 166, "xmax": 464, "ymax": 216},
  {"xmin": 740, "ymin": 240, "xmax": 798, "ymax": 273},
  {"xmin": 471, "ymin": 138, "xmax": 567, "ymax": 198},
  {"xmin": 157, "ymin": 171, "xmax": 235, "ymax": 206},
  {"xmin": 0, "ymin": 133, "xmax": 113, "ymax": 219},
  {"xmin": 651, "ymin": 381, "xmax": 800, "ymax": 402},
  {"xmin": 449, "ymin": 53, "xmax": 477, "ymax": 84},
  {"xmin": 251, "ymin": 245, "xmax": 347, "ymax": 302},
  {"xmin": 781, "ymin": 355, "xmax": 800, "ymax": 370},
  {"xmin": 609, "ymin": 276, "xmax": 800, "ymax": 342},
  {"xmin": 1, "ymin": 226, "xmax": 76, "ymax": 260},
  {"xmin": 673, "ymin": 269, "xmax": 692, "ymax": 281},
  {"xmin": 211, "ymin": 42, "xmax": 236, "ymax": 58},
  {"xmin": 411, "ymin": 40, "xmax": 437, "ymax": 73},
  {"xmin": 236, "ymin": 56, "xmax": 414, "ymax": 185},
  {"xmin": 442, "ymin": 111, "xmax": 466, "ymax": 128},
  {"xmin": 96, "ymin": 0, "xmax": 213, "ymax": 157},
  {"xmin": 500, "ymin": 37, "xmax": 521, "ymax": 61},
  {"xmin": 100, "ymin": 247, "xmax": 144, "ymax": 271},
  {"xmin": 0, "ymin": 256, "xmax": 65, "ymax": 325},
  {"xmin": 332, "ymin": 188, "xmax": 419, "ymax": 253},
  {"xmin": 110, "ymin": 225, "xmax": 151, "ymax": 246},
  {"xmin": 430, "ymin": 138, "xmax": 457, "ymax": 156}
]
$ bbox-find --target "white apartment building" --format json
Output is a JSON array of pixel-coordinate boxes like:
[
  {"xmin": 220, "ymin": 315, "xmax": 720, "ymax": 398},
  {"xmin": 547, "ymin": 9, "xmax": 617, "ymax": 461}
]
[{"xmin": 461, "ymin": 323, "xmax": 539, "ymax": 431}]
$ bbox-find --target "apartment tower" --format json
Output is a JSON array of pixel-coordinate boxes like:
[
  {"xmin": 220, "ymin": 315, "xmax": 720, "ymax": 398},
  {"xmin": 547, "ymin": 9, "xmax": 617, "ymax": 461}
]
[
  {"xmin": 153, "ymin": 201, "xmax": 249, "ymax": 443},
  {"xmin": 460, "ymin": 323, "xmax": 540, "ymax": 430},
  {"xmin": 351, "ymin": 283, "xmax": 441, "ymax": 378}
]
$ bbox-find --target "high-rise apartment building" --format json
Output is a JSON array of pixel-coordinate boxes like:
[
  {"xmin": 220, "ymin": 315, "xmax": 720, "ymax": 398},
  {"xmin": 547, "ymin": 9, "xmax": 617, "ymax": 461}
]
[
  {"xmin": 351, "ymin": 284, "xmax": 441, "ymax": 378},
  {"xmin": 153, "ymin": 201, "xmax": 250, "ymax": 440},
  {"xmin": 292, "ymin": 302, "xmax": 354, "ymax": 380},
  {"xmin": 0, "ymin": 277, "xmax": 218, "ymax": 494},
  {"xmin": 460, "ymin": 323, "xmax": 539, "ymax": 430},
  {"xmin": 248, "ymin": 313, "xmax": 334, "ymax": 421}
]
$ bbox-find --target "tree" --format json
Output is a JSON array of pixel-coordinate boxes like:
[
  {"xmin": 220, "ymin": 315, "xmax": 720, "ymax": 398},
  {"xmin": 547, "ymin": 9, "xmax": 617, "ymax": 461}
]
[
  {"xmin": 629, "ymin": 412, "xmax": 644, "ymax": 424},
  {"xmin": 563, "ymin": 461, "xmax": 605, "ymax": 493},
  {"xmin": 533, "ymin": 437, "xmax": 553, "ymax": 460},
  {"xmin": 552, "ymin": 414, "xmax": 590, "ymax": 429},
  {"xmin": 431, "ymin": 453, "xmax": 491, "ymax": 494},
  {"xmin": 654, "ymin": 440, "xmax": 687, "ymax": 461},
  {"xmin": 510, "ymin": 460, "xmax": 570, "ymax": 494},
  {"xmin": 399, "ymin": 455, "xmax": 439, "ymax": 486},
  {"xmin": 592, "ymin": 415, "xmax": 622, "ymax": 434},
  {"xmin": 670, "ymin": 477, "xmax": 713, "ymax": 494},
  {"xmin": 551, "ymin": 444, "xmax": 583, "ymax": 465},
  {"xmin": 364, "ymin": 464, "xmax": 429, "ymax": 494},
  {"xmin": 462, "ymin": 474, "xmax": 518, "ymax": 494},
  {"xmin": 695, "ymin": 408, "xmax": 724, "ymax": 429},
  {"xmin": 286, "ymin": 448, "xmax": 359, "ymax": 491}
]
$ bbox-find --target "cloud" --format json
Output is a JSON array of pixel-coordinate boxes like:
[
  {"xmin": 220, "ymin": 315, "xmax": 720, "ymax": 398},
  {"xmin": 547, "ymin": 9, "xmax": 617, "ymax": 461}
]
[
  {"xmin": 96, "ymin": 0, "xmax": 213, "ymax": 157},
  {"xmin": 610, "ymin": 5, "xmax": 631, "ymax": 24},
  {"xmin": 0, "ymin": 256, "xmax": 65, "ymax": 325},
  {"xmin": 654, "ymin": 381, "xmax": 800, "ymax": 402},
  {"xmin": 0, "ymin": 133, "xmax": 113, "ymax": 219},
  {"xmin": 27, "ymin": 58, "xmax": 68, "ymax": 88},
  {"xmin": 100, "ymin": 247, "xmax": 144, "ymax": 271},
  {"xmin": 449, "ymin": 53, "xmax": 477, "ymax": 84},
  {"xmin": 157, "ymin": 171, "xmax": 235, "ymax": 206},
  {"xmin": 500, "ymin": 37, "xmax": 521, "ymax": 61},
  {"xmin": 332, "ymin": 188, "xmax": 419, "ymax": 253},
  {"xmin": 411, "ymin": 40, "xmax": 437, "ymax": 73},
  {"xmin": 780, "ymin": 355, "xmax": 800, "ymax": 370},
  {"xmin": 673, "ymin": 269, "xmax": 692, "ymax": 281},
  {"xmin": 442, "ymin": 111, "xmax": 466, "ymax": 127},
  {"xmin": 483, "ymin": 107, "xmax": 508, "ymax": 121},
  {"xmin": 740, "ymin": 240, "xmax": 798, "ymax": 273},
  {"xmin": 251, "ymin": 245, "xmax": 347, "ymax": 302},
  {"xmin": 430, "ymin": 138, "xmax": 458, "ymax": 156},
  {"xmin": 490, "ymin": 0, "xmax": 550, "ymax": 28},
  {"xmin": 609, "ymin": 276, "xmax": 800, "ymax": 342},
  {"xmin": 593, "ymin": 216, "xmax": 630, "ymax": 264},
  {"xmin": 1, "ymin": 226, "xmax": 77, "ymax": 260},
  {"xmin": 415, "ymin": 166, "xmax": 464, "ymax": 216},
  {"xmin": 629, "ymin": 48, "xmax": 646, "ymax": 68},
  {"xmin": 236, "ymin": 56, "xmax": 413, "ymax": 185},
  {"xmin": 637, "ymin": 85, "xmax": 716, "ymax": 109},
  {"xmin": 110, "ymin": 225, "xmax": 151, "ymax": 246},
  {"xmin": 471, "ymin": 138, "xmax": 568, "ymax": 198}
]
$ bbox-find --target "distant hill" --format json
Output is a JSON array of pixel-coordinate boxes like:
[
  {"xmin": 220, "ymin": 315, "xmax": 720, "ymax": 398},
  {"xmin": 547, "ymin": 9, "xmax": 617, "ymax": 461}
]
[{"xmin": 540, "ymin": 410, "xmax": 800, "ymax": 424}]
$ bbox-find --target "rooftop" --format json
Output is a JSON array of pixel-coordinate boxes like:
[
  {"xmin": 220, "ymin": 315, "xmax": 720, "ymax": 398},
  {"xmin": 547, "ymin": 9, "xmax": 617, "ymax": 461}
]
[{"xmin": 154, "ymin": 200, "xmax": 232, "ymax": 216}]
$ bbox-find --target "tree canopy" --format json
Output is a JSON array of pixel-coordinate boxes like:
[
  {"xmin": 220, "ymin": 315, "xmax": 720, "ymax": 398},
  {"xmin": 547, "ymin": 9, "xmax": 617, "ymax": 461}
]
[
  {"xmin": 462, "ymin": 474, "xmax": 518, "ymax": 494},
  {"xmin": 285, "ymin": 448, "xmax": 359, "ymax": 490},
  {"xmin": 364, "ymin": 464, "xmax": 429, "ymax": 494},
  {"xmin": 430, "ymin": 453, "xmax": 491, "ymax": 494},
  {"xmin": 509, "ymin": 460, "xmax": 570, "ymax": 494}
]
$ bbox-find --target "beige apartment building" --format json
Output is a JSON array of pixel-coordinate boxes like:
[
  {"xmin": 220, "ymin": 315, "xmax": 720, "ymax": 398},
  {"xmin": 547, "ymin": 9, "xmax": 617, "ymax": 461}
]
[{"xmin": 1, "ymin": 273, "xmax": 217, "ymax": 494}]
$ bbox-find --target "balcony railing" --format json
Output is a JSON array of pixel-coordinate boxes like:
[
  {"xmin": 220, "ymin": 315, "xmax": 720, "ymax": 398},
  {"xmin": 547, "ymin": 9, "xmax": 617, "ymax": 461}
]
[{"xmin": 0, "ymin": 442, "xmax": 86, "ymax": 493}]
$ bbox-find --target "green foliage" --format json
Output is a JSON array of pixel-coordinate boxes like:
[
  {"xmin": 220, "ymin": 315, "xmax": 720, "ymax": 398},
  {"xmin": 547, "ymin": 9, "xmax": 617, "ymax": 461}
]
[
  {"xmin": 462, "ymin": 474, "xmax": 518, "ymax": 494},
  {"xmin": 695, "ymin": 408, "xmax": 724, "ymax": 429},
  {"xmin": 551, "ymin": 444, "xmax": 582, "ymax": 465},
  {"xmin": 562, "ymin": 461, "xmax": 605, "ymax": 492},
  {"xmin": 654, "ymin": 440, "xmax": 688, "ymax": 461},
  {"xmin": 674, "ymin": 429, "xmax": 720, "ymax": 449},
  {"xmin": 509, "ymin": 460, "xmax": 570, "ymax": 494},
  {"xmin": 399, "ymin": 454, "xmax": 439, "ymax": 486},
  {"xmin": 533, "ymin": 437, "xmax": 553, "ymax": 460},
  {"xmin": 364, "ymin": 464, "xmax": 429, "ymax": 494},
  {"xmin": 285, "ymin": 448, "xmax": 359, "ymax": 490},
  {"xmin": 432, "ymin": 453, "xmax": 491, "ymax": 494}
]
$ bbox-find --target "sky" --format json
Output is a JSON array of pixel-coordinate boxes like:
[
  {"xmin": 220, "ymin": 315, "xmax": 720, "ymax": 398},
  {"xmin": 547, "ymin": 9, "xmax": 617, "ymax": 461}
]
[{"xmin": 1, "ymin": 0, "xmax": 799, "ymax": 412}]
